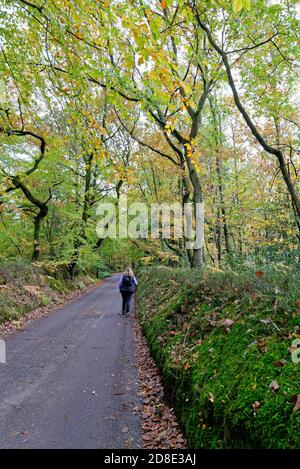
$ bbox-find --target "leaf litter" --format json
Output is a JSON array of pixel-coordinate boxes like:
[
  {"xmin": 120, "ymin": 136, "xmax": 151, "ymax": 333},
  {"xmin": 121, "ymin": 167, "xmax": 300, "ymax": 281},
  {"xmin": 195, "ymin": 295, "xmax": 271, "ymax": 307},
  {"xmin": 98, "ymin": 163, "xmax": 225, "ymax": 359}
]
[{"xmin": 133, "ymin": 313, "xmax": 186, "ymax": 449}]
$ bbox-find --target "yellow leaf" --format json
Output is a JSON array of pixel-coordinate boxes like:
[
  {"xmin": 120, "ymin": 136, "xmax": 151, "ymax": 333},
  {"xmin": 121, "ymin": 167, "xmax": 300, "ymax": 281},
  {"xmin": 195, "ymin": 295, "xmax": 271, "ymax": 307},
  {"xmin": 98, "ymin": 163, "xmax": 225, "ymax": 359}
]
[
  {"xmin": 183, "ymin": 82, "xmax": 192, "ymax": 95},
  {"xmin": 149, "ymin": 70, "xmax": 157, "ymax": 80},
  {"xmin": 232, "ymin": 0, "xmax": 244, "ymax": 13}
]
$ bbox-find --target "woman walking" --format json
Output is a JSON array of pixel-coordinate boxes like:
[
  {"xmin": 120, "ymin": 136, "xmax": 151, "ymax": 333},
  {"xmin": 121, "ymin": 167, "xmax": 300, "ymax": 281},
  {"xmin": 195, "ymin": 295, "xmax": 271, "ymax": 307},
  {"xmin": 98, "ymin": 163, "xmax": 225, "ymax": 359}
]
[{"xmin": 118, "ymin": 267, "xmax": 138, "ymax": 316}]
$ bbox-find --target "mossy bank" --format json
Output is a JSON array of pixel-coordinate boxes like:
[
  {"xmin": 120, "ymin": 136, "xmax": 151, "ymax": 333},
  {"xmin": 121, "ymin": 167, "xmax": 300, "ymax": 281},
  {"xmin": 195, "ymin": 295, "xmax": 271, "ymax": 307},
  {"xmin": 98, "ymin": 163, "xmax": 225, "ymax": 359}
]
[
  {"xmin": 0, "ymin": 260, "xmax": 110, "ymax": 324},
  {"xmin": 137, "ymin": 265, "xmax": 300, "ymax": 448}
]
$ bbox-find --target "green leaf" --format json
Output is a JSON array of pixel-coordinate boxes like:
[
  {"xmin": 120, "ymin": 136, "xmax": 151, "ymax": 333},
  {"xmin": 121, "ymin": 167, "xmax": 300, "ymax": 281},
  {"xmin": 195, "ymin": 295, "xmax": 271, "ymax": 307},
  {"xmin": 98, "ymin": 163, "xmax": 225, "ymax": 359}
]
[{"xmin": 232, "ymin": 0, "xmax": 251, "ymax": 13}]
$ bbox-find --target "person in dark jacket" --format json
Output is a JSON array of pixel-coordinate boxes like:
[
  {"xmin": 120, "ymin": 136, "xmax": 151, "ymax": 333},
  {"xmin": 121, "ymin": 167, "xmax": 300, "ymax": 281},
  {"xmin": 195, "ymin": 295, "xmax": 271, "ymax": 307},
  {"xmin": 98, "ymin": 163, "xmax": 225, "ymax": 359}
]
[{"xmin": 119, "ymin": 267, "xmax": 138, "ymax": 316}]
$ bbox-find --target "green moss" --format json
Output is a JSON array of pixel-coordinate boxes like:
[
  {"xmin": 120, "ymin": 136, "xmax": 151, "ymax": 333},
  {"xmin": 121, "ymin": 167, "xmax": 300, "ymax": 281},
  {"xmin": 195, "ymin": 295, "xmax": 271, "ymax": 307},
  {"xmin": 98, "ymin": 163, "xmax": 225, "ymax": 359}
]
[
  {"xmin": 45, "ymin": 276, "xmax": 68, "ymax": 292},
  {"xmin": 137, "ymin": 266, "xmax": 300, "ymax": 449},
  {"xmin": 41, "ymin": 295, "xmax": 51, "ymax": 306}
]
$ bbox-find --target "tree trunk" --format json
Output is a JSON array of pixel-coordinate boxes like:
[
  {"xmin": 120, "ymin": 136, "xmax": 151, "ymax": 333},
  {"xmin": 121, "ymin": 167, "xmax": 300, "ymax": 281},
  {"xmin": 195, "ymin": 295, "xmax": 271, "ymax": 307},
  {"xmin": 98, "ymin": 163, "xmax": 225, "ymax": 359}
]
[
  {"xmin": 32, "ymin": 205, "xmax": 48, "ymax": 261},
  {"xmin": 215, "ymin": 205, "xmax": 222, "ymax": 266},
  {"xmin": 185, "ymin": 151, "xmax": 204, "ymax": 268},
  {"xmin": 209, "ymin": 95, "xmax": 230, "ymax": 257},
  {"xmin": 215, "ymin": 149, "xmax": 230, "ymax": 255},
  {"xmin": 278, "ymin": 152, "xmax": 300, "ymax": 225},
  {"xmin": 69, "ymin": 154, "xmax": 93, "ymax": 277},
  {"xmin": 198, "ymin": 18, "xmax": 300, "ymax": 236},
  {"xmin": 181, "ymin": 163, "xmax": 194, "ymax": 266}
]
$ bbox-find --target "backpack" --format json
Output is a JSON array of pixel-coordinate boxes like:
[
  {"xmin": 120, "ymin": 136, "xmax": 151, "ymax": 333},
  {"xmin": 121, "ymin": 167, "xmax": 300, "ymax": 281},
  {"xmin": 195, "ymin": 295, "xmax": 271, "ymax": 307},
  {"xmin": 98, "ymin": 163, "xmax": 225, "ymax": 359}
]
[{"xmin": 123, "ymin": 275, "xmax": 133, "ymax": 288}]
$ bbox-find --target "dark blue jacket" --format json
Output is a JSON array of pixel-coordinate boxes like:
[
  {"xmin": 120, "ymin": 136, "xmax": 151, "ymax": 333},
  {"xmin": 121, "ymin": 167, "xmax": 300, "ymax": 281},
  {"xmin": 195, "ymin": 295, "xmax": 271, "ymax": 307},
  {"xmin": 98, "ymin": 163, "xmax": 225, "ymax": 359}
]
[{"xmin": 119, "ymin": 274, "xmax": 138, "ymax": 293}]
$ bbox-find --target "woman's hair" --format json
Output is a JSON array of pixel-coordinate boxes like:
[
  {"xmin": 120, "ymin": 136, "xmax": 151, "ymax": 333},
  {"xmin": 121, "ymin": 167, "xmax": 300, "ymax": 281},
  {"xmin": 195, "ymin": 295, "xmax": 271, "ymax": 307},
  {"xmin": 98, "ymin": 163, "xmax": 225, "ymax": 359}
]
[{"xmin": 124, "ymin": 267, "xmax": 134, "ymax": 277}]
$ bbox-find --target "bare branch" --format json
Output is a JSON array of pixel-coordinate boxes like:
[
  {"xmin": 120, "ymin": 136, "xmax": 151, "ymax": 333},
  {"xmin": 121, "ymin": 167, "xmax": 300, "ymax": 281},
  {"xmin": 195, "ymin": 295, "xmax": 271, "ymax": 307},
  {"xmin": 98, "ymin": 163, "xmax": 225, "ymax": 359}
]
[
  {"xmin": 17, "ymin": 0, "xmax": 44, "ymax": 13},
  {"xmin": 115, "ymin": 110, "xmax": 181, "ymax": 167},
  {"xmin": 226, "ymin": 33, "xmax": 279, "ymax": 55}
]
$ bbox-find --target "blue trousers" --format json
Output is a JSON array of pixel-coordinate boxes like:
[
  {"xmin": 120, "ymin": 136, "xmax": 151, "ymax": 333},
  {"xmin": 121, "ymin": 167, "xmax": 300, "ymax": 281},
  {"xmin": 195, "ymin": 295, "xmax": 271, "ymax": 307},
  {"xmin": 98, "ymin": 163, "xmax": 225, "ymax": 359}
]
[{"xmin": 121, "ymin": 291, "xmax": 134, "ymax": 314}]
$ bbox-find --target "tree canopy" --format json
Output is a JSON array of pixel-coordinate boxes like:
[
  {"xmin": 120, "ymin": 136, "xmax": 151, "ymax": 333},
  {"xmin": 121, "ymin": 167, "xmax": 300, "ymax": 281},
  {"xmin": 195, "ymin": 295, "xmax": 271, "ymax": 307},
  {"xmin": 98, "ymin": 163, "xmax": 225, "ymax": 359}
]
[{"xmin": 1, "ymin": 0, "xmax": 300, "ymax": 272}]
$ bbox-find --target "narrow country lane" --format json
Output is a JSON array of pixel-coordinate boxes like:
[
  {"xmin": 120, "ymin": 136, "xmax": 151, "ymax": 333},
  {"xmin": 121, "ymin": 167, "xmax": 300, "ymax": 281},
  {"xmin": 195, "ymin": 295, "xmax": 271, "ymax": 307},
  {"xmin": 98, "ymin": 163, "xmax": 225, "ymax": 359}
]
[{"xmin": 0, "ymin": 275, "xmax": 141, "ymax": 448}]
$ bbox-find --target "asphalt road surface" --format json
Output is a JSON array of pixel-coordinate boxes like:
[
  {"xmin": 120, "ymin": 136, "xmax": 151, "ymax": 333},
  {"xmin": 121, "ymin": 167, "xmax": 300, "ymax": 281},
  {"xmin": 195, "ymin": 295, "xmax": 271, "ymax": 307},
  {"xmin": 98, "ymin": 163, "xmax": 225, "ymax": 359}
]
[{"xmin": 0, "ymin": 274, "xmax": 141, "ymax": 448}]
